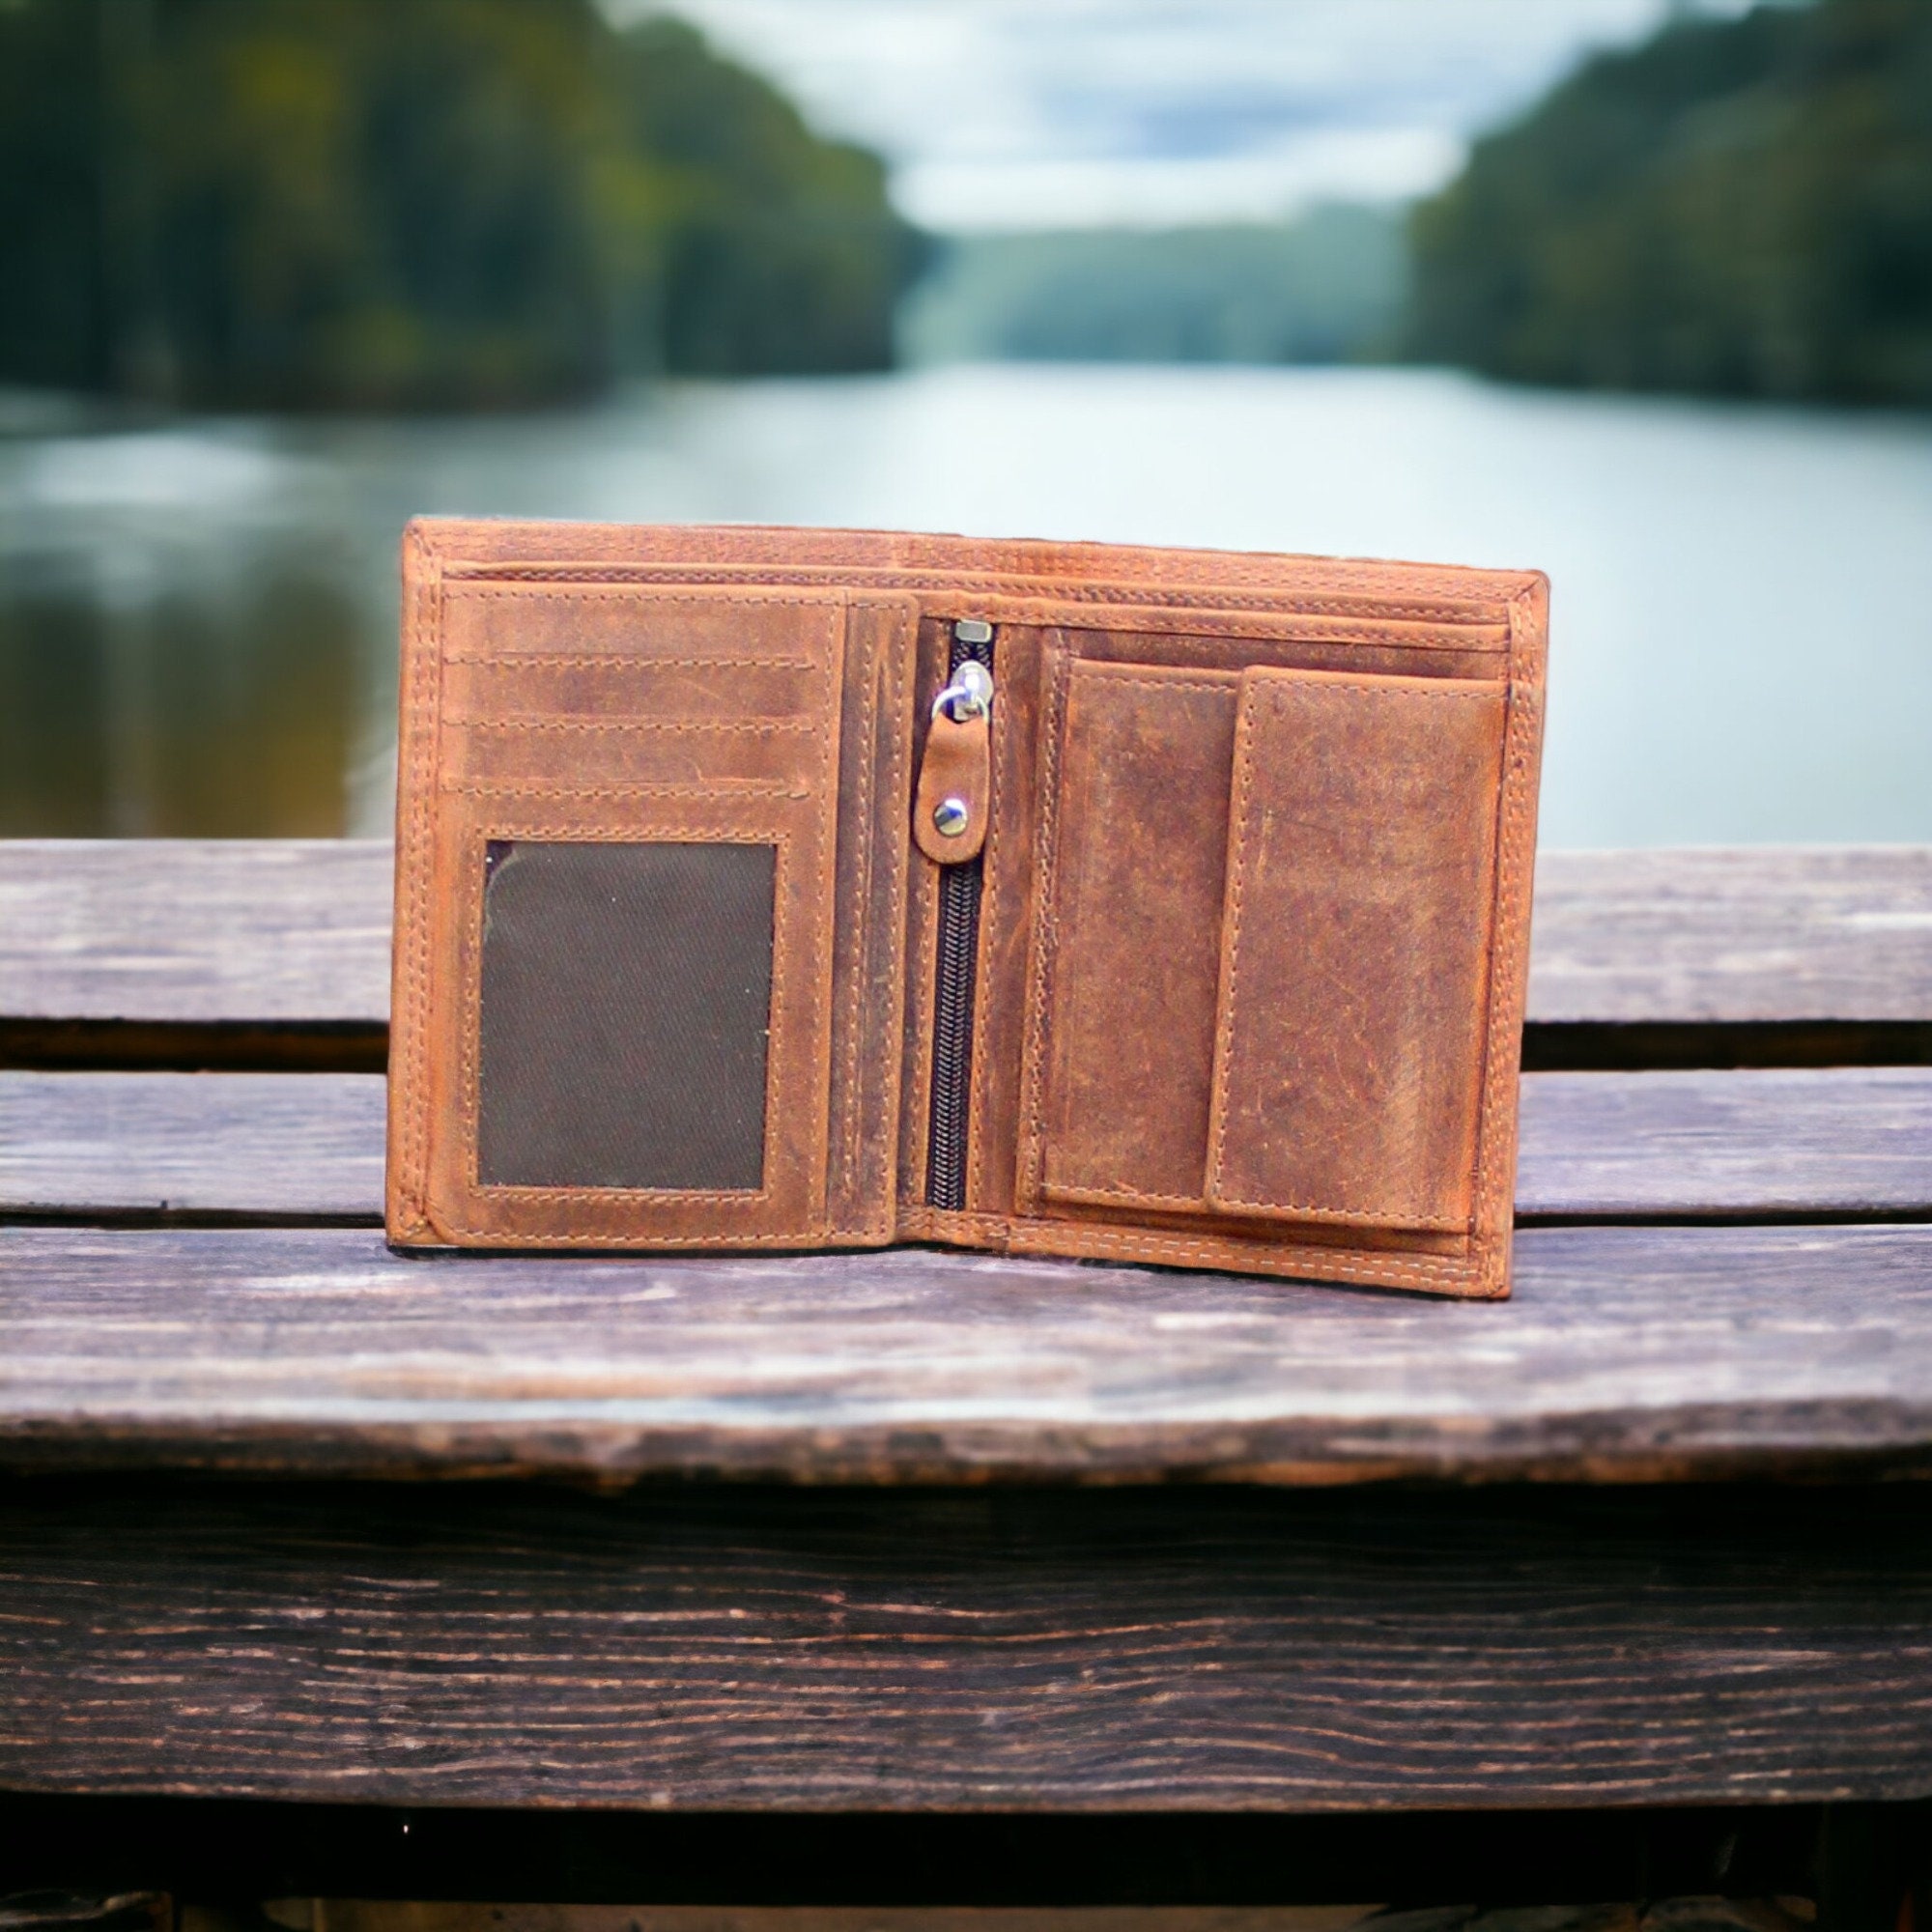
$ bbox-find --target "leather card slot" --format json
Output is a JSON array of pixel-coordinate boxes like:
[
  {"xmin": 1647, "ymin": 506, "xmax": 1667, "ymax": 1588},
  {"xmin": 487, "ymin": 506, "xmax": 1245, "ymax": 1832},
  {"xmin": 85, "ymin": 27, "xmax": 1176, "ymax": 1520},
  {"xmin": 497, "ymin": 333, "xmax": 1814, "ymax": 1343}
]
[
  {"xmin": 440, "ymin": 581, "xmax": 842, "ymax": 666},
  {"xmin": 440, "ymin": 582, "xmax": 842, "ymax": 796},
  {"xmin": 1026, "ymin": 659, "xmax": 1240, "ymax": 1214},
  {"xmin": 445, "ymin": 656, "xmax": 821, "ymax": 724},
  {"xmin": 1206, "ymin": 665, "xmax": 1508, "ymax": 1233},
  {"xmin": 443, "ymin": 716, "xmax": 824, "ymax": 793}
]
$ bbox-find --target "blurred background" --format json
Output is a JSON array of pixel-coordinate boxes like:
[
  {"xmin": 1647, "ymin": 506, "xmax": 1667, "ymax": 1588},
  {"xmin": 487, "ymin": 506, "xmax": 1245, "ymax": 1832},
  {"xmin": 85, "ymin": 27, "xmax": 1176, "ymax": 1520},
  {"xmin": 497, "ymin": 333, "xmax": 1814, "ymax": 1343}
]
[{"xmin": 0, "ymin": 0, "xmax": 1926, "ymax": 846}]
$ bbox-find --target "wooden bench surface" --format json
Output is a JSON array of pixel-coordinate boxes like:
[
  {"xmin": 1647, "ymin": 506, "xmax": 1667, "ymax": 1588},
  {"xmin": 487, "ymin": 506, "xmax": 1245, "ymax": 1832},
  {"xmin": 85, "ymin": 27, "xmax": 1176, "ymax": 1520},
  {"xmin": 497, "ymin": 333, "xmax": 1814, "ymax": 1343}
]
[
  {"xmin": 4, "ymin": 838, "xmax": 1932, "ymax": 1815},
  {"xmin": 2, "ymin": 839, "xmax": 1930, "ymax": 1487}
]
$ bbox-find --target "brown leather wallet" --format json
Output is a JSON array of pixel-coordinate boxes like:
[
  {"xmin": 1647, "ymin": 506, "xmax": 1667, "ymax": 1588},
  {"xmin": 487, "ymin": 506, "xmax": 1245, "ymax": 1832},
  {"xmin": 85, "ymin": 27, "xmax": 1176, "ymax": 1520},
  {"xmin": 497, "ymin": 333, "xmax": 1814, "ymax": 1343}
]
[{"xmin": 387, "ymin": 520, "xmax": 1548, "ymax": 1297}]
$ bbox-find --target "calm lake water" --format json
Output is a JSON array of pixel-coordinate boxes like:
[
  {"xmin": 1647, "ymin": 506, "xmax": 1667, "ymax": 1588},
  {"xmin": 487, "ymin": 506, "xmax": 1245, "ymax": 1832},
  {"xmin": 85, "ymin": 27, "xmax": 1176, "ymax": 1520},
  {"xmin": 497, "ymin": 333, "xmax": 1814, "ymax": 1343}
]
[{"xmin": 2, "ymin": 363, "xmax": 1928, "ymax": 845}]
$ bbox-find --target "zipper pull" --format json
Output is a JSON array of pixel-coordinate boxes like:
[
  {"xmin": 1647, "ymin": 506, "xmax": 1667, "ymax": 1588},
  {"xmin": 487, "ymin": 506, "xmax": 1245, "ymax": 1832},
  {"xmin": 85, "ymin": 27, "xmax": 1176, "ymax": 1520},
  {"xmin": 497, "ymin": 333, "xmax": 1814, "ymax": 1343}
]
[{"xmin": 914, "ymin": 633, "xmax": 993, "ymax": 865}]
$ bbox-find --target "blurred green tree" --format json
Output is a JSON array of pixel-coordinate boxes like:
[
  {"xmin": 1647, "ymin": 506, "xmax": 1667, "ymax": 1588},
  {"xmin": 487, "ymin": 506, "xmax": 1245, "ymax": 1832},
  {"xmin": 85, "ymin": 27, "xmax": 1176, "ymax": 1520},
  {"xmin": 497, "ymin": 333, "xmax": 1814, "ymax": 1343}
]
[
  {"xmin": 0, "ymin": 0, "xmax": 923, "ymax": 408},
  {"xmin": 1408, "ymin": 0, "xmax": 1932, "ymax": 405},
  {"xmin": 615, "ymin": 15, "xmax": 928, "ymax": 374}
]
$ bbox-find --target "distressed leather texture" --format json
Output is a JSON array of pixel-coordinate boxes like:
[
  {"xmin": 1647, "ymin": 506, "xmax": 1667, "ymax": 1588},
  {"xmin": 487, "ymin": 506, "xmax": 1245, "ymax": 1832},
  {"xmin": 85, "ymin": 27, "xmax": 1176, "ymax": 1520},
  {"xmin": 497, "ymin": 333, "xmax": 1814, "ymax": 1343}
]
[{"xmin": 388, "ymin": 521, "xmax": 1548, "ymax": 1297}]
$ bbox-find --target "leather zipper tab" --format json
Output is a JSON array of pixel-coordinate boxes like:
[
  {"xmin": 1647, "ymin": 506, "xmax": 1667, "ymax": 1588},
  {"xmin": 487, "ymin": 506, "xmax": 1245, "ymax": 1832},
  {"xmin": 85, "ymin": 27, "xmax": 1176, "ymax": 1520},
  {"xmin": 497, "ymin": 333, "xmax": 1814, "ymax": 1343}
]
[{"xmin": 914, "ymin": 658, "xmax": 993, "ymax": 864}]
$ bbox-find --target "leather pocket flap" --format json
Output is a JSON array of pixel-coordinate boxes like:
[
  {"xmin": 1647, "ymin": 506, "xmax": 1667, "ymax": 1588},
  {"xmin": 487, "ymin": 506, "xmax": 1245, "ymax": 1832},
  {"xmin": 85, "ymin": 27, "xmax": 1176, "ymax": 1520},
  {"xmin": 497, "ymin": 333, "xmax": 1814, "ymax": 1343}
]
[{"xmin": 1205, "ymin": 665, "xmax": 1507, "ymax": 1233}]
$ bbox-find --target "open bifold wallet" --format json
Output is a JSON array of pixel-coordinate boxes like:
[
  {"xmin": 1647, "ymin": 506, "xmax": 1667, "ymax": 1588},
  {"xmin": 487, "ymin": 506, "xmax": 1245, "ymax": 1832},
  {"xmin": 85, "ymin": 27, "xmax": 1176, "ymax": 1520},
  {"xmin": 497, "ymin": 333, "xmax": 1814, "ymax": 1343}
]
[{"xmin": 387, "ymin": 522, "xmax": 1548, "ymax": 1297}]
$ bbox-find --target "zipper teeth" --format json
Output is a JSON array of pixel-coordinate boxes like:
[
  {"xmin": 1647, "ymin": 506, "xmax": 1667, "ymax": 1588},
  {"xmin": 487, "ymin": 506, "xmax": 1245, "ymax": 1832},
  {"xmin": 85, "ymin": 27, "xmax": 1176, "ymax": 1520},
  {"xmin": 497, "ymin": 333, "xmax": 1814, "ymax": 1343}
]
[{"xmin": 925, "ymin": 626, "xmax": 993, "ymax": 1211}]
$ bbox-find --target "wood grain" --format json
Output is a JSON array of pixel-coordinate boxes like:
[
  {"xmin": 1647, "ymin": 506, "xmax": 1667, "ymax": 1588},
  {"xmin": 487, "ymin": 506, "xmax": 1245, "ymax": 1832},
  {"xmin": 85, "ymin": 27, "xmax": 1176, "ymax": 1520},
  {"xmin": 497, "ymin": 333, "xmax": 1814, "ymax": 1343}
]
[
  {"xmin": 4, "ymin": 1223, "xmax": 1932, "ymax": 1483},
  {"xmin": 7, "ymin": 1067, "xmax": 1929, "ymax": 1223},
  {"xmin": 0, "ymin": 841, "xmax": 392, "ymax": 1024},
  {"xmin": 0, "ymin": 1072, "xmax": 386, "ymax": 1218},
  {"xmin": 1516, "ymin": 1067, "xmax": 1932, "ymax": 1218},
  {"xmin": 1527, "ymin": 847, "xmax": 1932, "ymax": 1024},
  {"xmin": 1, "ymin": 842, "xmax": 1928, "ymax": 1029},
  {"xmin": 1, "ymin": 1479, "xmax": 1930, "ymax": 1808}
]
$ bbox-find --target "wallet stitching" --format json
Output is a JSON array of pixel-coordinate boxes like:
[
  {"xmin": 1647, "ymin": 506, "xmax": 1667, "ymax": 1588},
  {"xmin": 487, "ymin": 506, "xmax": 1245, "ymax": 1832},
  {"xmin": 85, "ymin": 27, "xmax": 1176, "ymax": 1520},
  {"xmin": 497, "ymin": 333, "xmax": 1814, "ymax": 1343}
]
[
  {"xmin": 836, "ymin": 610, "xmax": 879, "ymax": 1217},
  {"xmin": 409, "ymin": 535, "xmax": 448, "ymax": 1236},
  {"xmin": 1470, "ymin": 595, "xmax": 1544, "ymax": 1271},
  {"xmin": 449, "ymin": 586, "xmax": 851, "ymax": 612},
  {"xmin": 474, "ymin": 1186, "xmax": 774, "ymax": 1206},
  {"xmin": 1466, "ymin": 587, "xmax": 1546, "ymax": 1281},
  {"xmin": 1037, "ymin": 1176, "xmax": 1463, "ymax": 1232},
  {"xmin": 1040, "ymin": 1179, "xmax": 1204, "ymax": 1212},
  {"xmin": 1043, "ymin": 621, "xmax": 1509, "ymax": 648},
  {"xmin": 440, "ymin": 552, "xmax": 1530, "ymax": 643},
  {"xmin": 1233, "ymin": 679, "xmax": 1501, "ymax": 705},
  {"xmin": 1208, "ymin": 673, "xmax": 1496, "ymax": 1228},
  {"xmin": 396, "ymin": 528, "xmax": 442, "ymax": 1235},
  {"xmin": 878, "ymin": 610, "xmax": 913, "ymax": 1238},
  {"xmin": 1469, "ymin": 682, "xmax": 1519, "ymax": 1248},
  {"xmin": 451, "ymin": 562, "xmax": 1526, "ymax": 620},
  {"xmin": 848, "ymin": 597, "xmax": 915, "ymax": 1243},
  {"xmin": 1040, "ymin": 1228, "xmax": 1481, "ymax": 1289},
  {"xmin": 442, "ymin": 782, "xmax": 809, "ymax": 800},
  {"xmin": 1067, "ymin": 666, "xmax": 1238, "ymax": 694},
  {"xmin": 806, "ymin": 636, "xmax": 842, "ymax": 1236},
  {"xmin": 452, "ymin": 717, "xmax": 816, "ymax": 735},
  {"xmin": 455, "ymin": 598, "xmax": 1509, "ymax": 653},
  {"xmin": 965, "ymin": 633, "xmax": 1026, "ymax": 1216},
  {"xmin": 423, "ymin": 1230, "xmax": 860, "ymax": 1250},
  {"xmin": 445, "ymin": 653, "xmax": 818, "ymax": 669},
  {"xmin": 907, "ymin": 1205, "xmax": 1481, "ymax": 1289},
  {"xmin": 1014, "ymin": 645, "xmax": 1071, "ymax": 1215}
]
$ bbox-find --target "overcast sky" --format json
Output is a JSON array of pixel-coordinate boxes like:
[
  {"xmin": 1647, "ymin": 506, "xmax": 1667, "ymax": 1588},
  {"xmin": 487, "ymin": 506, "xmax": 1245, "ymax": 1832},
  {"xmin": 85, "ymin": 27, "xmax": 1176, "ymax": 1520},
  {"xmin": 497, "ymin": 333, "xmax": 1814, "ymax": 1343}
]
[{"xmin": 617, "ymin": 0, "xmax": 1757, "ymax": 230}]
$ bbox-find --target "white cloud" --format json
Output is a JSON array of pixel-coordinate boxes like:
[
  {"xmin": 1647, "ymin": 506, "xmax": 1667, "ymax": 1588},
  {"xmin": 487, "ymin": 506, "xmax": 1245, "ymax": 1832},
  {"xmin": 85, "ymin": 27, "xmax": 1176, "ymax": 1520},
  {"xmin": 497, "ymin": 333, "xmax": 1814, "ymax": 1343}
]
[{"xmin": 611, "ymin": 0, "xmax": 1761, "ymax": 229}]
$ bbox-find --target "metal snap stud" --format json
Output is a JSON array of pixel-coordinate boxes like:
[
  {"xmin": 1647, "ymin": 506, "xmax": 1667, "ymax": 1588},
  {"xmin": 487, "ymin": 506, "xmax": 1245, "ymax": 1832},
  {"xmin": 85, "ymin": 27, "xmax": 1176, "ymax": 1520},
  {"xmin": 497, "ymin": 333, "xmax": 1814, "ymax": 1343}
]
[{"xmin": 932, "ymin": 796, "xmax": 970, "ymax": 838}]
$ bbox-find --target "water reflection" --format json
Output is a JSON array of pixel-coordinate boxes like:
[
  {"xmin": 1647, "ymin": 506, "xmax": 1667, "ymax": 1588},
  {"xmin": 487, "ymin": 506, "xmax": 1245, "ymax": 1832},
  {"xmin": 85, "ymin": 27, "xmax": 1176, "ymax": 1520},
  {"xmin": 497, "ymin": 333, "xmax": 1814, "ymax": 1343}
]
[
  {"xmin": 0, "ymin": 561, "xmax": 356, "ymax": 836},
  {"xmin": 0, "ymin": 416, "xmax": 370, "ymax": 835},
  {"xmin": 2, "ymin": 367, "xmax": 1929, "ymax": 844}
]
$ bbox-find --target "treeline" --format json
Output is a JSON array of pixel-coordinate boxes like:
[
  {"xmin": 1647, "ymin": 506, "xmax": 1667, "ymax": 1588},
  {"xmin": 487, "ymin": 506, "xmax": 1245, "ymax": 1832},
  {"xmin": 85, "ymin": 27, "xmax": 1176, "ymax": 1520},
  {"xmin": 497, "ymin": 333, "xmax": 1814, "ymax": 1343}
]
[
  {"xmin": 0, "ymin": 0, "xmax": 926, "ymax": 409},
  {"xmin": 902, "ymin": 206, "xmax": 1406, "ymax": 367},
  {"xmin": 1408, "ymin": 0, "xmax": 1932, "ymax": 406}
]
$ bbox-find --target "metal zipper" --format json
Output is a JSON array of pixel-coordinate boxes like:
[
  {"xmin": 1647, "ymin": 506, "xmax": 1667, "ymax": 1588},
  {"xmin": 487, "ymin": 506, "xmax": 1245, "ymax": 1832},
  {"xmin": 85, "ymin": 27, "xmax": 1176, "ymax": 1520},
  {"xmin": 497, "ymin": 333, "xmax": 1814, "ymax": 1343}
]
[{"xmin": 925, "ymin": 617, "xmax": 994, "ymax": 1210}]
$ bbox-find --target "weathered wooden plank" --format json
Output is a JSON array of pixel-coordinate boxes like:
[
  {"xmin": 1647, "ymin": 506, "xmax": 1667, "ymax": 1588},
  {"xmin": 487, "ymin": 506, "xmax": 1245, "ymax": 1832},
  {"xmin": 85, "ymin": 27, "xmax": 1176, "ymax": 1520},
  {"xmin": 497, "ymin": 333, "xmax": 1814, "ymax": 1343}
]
[
  {"xmin": 0, "ymin": 1478, "xmax": 1929, "ymax": 1808},
  {"xmin": 0, "ymin": 1072, "xmax": 385, "ymax": 1218},
  {"xmin": 7, "ymin": 1067, "xmax": 1929, "ymax": 1223},
  {"xmin": 0, "ymin": 840, "xmax": 392, "ymax": 1024},
  {"xmin": 1528, "ymin": 847, "xmax": 1932, "ymax": 1025},
  {"xmin": 1516, "ymin": 1067, "xmax": 1932, "ymax": 1219},
  {"xmin": 1, "ymin": 842, "xmax": 1928, "ymax": 1029},
  {"xmin": 4, "ymin": 1224, "xmax": 1932, "ymax": 1483}
]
